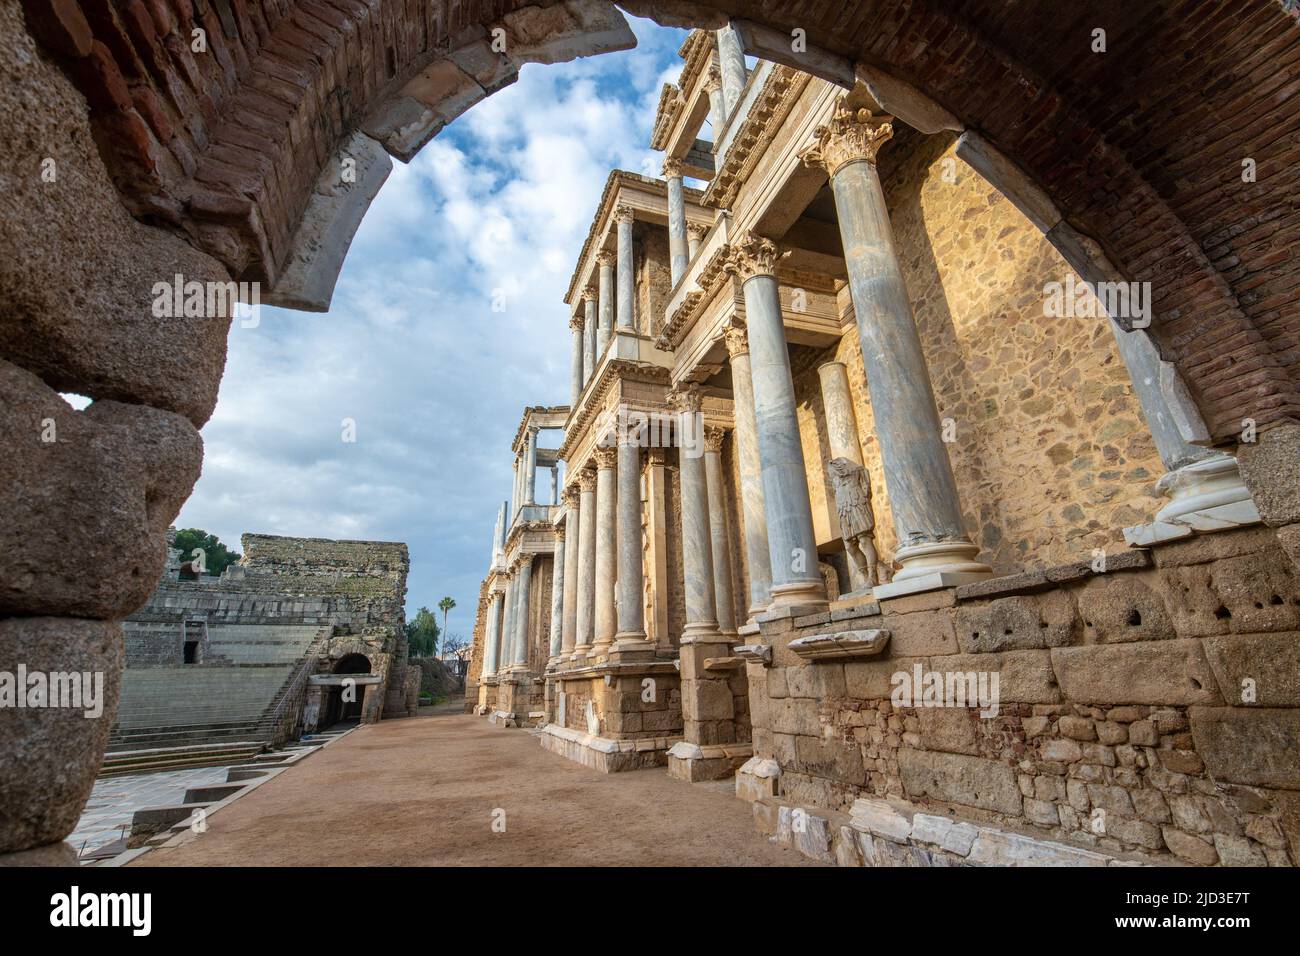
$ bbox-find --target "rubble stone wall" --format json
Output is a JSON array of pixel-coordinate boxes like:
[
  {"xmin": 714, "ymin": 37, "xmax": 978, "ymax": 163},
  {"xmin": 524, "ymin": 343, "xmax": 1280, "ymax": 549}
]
[{"xmin": 746, "ymin": 526, "xmax": 1300, "ymax": 866}]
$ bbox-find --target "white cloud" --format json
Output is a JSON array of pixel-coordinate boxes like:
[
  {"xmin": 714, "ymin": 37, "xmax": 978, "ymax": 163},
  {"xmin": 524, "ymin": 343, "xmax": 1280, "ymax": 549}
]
[{"xmin": 176, "ymin": 16, "xmax": 689, "ymax": 638}]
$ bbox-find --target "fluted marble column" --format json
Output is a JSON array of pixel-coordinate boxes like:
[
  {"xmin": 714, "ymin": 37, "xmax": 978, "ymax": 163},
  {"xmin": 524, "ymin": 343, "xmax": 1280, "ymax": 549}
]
[
  {"xmin": 498, "ymin": 572, "xmax": 515, "ymax": 677},
  {"xmin": 715, "ymin": 24, "xmax": 747, "ymax": 119},
  {"xmin": 511, "ymin": 456, "xmax": 521, "ymax": 516},
  {"xmin": 703, "ymin": 426, "xmax": 737, "ymax": 633},
  {"xmin": 569, "ymin": 314, "xmax": 585, "ymax": 406},
  {"xmin": 560, "ymin": 487, "xmax": 581, "ymax": 659},
  {"xmin": 511, "ymin": 557, "xmax": 533, "ymax": 669},
  {"xmin": 524, "ymin": 425, "xmax": 538, "ymax": 506},
  {"xmin": 592, "ymin": 445, "xmax": 619, "ymax": 658},
  {"xmin": 818, "ymin": 361, "xmax": 871, "ymax": 593},
  {"xmin": 687, "ymin": 222, "xmax": 707, "ymax": 263},
  {"xmin": 613, "ymin": 438, "xmax": 652, "ymax": 658},
  {"xmin": 597, "ymin": 253, "xmax": 614, "ymax": 356},
  {"xmin": 665, "ymin": 158, "xmax": 689, "ymax": 286},
  {"xmin": 725, "ymin": 235, "xmax": 827, "ymax": 610},
  {"xmin": 573, "ymin": 469, "xmax": 597, "ymax": 659},
  {"xmin": 482, "ymin": 589, "xmax": 503, "ymax": 678},
  {"xmin": 615, "ymin": 205, "xmax": 635, "ymax": 333},
  {"xmin": 704, "ymin": 67, "xmax": 725, "ymax": 144},
  {"xmin": 722, "ymin": 320, "xmax": 772, "ymax": 618},
  {"xmin": 548, "ymin": 528, "xmax": 565, "ymax": 667},
  {"xmin": 583, "ymin": 287, "xmax": 597, "ymax": 388},
  {"xmin": 673, "ymin": 386, "xmax": 722, "ymax": 642},
  {"xmin": 802, "ymin": 107, "xmax": 990, "ymax": 595}
]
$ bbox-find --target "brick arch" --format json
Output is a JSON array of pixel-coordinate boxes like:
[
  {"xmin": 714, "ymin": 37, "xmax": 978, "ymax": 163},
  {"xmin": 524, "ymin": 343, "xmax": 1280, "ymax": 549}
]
[{"xmin": 18, "ymin": 0, "xmax": 1298, "ymax": 444}]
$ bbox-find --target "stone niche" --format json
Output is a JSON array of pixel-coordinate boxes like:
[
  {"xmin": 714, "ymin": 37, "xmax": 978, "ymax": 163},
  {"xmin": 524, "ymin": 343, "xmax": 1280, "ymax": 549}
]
[{"xmin": 740, "ymin": 525, "xmax": 1300, "ymax": 867}]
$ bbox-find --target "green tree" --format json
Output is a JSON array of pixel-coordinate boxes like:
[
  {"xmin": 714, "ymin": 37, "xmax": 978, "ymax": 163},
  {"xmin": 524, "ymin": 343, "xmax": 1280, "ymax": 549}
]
[
  {"xmin": 171, "ymin": 528, "xmax": 241, "ymax": 577},
  {"xmin": 438, "ymin": 596, "xmax": 457, "ymax": 639},
  {"xmin": 405, "ymin": 606, "xmax": 440, "ymax": 658}
]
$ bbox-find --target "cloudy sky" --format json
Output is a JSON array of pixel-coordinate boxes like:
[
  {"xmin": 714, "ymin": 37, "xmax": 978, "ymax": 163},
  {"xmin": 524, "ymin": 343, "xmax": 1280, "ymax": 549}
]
[{"xmin": 174, "ymin": 17, "xmax": 690, "ymax": 641}]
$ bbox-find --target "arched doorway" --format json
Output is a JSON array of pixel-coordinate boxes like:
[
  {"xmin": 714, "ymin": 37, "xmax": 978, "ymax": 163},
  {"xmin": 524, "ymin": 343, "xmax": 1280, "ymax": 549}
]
[{"xmin": 324, "ymin": 653, "xmax": 373, "ymax": 727}]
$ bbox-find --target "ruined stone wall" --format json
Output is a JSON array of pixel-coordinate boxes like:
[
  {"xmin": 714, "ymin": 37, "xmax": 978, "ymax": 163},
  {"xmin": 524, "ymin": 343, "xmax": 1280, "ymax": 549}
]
[
  {"xmin": 746, "ymin": 527, "xmax": 1300, "ymax": 866},
  {"xmin": 795, "ymin": 133, "xmax": 1167, "ymax": 575}
]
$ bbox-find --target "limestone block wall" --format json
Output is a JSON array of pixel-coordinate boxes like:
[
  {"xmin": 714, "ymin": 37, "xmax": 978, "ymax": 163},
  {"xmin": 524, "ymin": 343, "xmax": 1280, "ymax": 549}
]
[
  {"xmin": 746, "ymin": 527, "xmax": 1300, "ymax": 866},
  {"xmin": 793, "ymin": 132, "xmax": 1167, "ymax": 576}
]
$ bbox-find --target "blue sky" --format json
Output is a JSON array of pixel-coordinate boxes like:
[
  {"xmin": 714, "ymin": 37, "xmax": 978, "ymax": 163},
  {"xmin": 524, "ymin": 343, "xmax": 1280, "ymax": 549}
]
[{"xmin": 173, "ymin": 16, "xmax": 689, "ymax": 642}]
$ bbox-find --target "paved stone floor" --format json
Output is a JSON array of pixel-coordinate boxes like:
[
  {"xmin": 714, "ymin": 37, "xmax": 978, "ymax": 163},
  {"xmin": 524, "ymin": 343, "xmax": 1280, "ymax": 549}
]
[
  {"xmin": 71, "ymin": 764, "xmax": 235, "ymax": 857},
  {"xmin": 133, "ymin": 701, "xmax": 816, "ymax": 866}
]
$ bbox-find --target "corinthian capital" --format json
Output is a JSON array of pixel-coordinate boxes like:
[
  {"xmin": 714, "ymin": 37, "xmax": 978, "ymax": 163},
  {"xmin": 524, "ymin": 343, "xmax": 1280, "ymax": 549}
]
[
  {"xmin": 723, "ymin": 233, "xmax": 785, "ymax": 282},
  {"xmin": 562, "ymin": 485, "xmax": 581, "ymax": 508},
  {"xmin": 593, "ymin": 445, "xmax": 619, "ymax": 469},
  {"xmin": 578, "ymin": 468, "xmax": 597, "ymax": 493},
  {"xmin": 662, "ymin": 156, "xmax": 684, "ymax": 179},
  {"xmin": 704, "ymin": 425, "xmax": 727, "ymax": 453},
  {"xmin": 613, "ymin": 204, "xmax": 635, "ymax": 225},
  {"xmin": 720, "ymin": 318, "xmax": 749, "ymax": 358},
  {"xmin": 668, "ymin": 382, "xmax": 703, "ymax": 414},
  {"xmin": 569, "ymin": 313, "xmax": 585, "ymax": 332},
  {"xmin": 704, "ymin": 65, "xmax": 722, "ymax": 94},
  {"xmin": 596, "ymin": 250, "xmax": 615, "ymax": 268},
  {"xmin": 583, "ymin": 284, "xmax": 599, "ymax": 305},
  {"xmin": 799, "ymin": 105, "xmax": 894, "ymax": 176}
]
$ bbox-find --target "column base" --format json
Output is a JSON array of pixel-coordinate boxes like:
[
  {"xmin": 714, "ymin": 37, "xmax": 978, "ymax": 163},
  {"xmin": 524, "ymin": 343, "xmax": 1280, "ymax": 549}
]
[
  {"xmin": 666, "ymin": 741, "xmax": 752, "ymax": 782},
  {"xmin": 609, "ymin": 633, "xmax": 656, "ymax": 662},
  {"xmin": 875, "ymin": 539, "xmax": 992, "ymax": 599},
  {"xmin": 767, "ymin": 578, "xmax": 829, "ymax": 612},
  {"xmin": 1123, "ymin": 455, "xmax": 1261, "ymax": 546}
]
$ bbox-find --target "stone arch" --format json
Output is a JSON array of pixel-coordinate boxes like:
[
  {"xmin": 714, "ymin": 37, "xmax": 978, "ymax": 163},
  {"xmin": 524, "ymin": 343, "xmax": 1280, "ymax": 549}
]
[
  {"xmin": 332, "ymin": 651, "xmax": 372, "ymax": 674},
  {"xmin": 4, "ymin": 0, "xmax": 1300, "ymax": 859}
]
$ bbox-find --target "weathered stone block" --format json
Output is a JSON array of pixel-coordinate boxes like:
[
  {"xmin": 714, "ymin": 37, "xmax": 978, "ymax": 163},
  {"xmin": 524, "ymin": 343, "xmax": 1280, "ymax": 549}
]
[
  {"xmin": 910, "ymin": 812, "xmax": 979, "ymax": 855},
  {"xmin": 785, "ymin": 661, "xmax": 847, "ymax": 699},
  {"xmin": 1051, "ymin": 640, "xmax": 1223, "ymax": 705},
  {"xmin": 0, "ymin": 617, "xmax": 123, "ymax": 853},
  {"xmin": 1203, "ymin": 632, "xmax": 1300, "ymax": 706},
  {"xmin": 0, "ymin": 361, "xmax": 203, "ymax": 618},
  {"xmin": 879, "ymin": 609, "xmax": 958, "ymax": 656},
  {"xmin": 770, "ymin": 698, "xmax": 822, "ymax": 737},
  {"xmin": 1158, "ymin": 565, "xmax": 1230, "ymax": 637},
  {"xmin": 966, "ymin": 828, "xmax": 1109, "ymax": 866},
  {"xmin": 1162, "ymin": 826, "xmax": 1218, "ymax": 864},
  {"xmin": 844, "ymin": 656, "xmax": 928, "ymax": 700},
  {"xmin": 1189, "ymin": 707, "xmax": 1300, "ymax": 789},
  {"xmin": 1076, "ymin": 574, "xmax": 1175, "ymax": 643},
  {"xmin": 898, "ymin": 749, "xmax": 1022, "ymax": 815},
  {"xmin": 939, "ymin": 650, "xmax": 1061, "ymax": 704},
  {"xmin": 916, "ymin": 707, "xmax": 982, "ymax": 755},
  {"xmin": 954, "ymin": 589, "xmax": 1077, "ymax": 653},
  {"xmin": 1211, "ymin": 554, "xmax": 1300, "ymax": 633}
]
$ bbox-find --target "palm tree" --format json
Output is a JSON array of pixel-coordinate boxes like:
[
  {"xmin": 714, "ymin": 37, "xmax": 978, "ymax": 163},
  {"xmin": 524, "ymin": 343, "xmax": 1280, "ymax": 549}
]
[{"xmin": 438, "ymin": 596, "xmax": 456, "ymax": 645}]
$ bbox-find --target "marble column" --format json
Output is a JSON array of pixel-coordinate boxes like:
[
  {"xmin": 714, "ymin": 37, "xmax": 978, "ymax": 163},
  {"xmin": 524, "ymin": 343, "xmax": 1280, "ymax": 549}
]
[
  {"xmin": 482, "ymin": 589, "xmax": 503, "ymax": 678},
  {"xmin": 687, "ymin": 222, "xmax": 707, "ymax": 263},
  {"xmin": 672, "ymin": 386, "xmax": 722, "ymax": 641},
  {"xmin": 511, "ymin": 455, "xmax": 521, "ymax": 516},
  {"xmin": 560, "ymin": 487, "xmax": 581, "ymax": 660},
  {"xmin": 524, "ymin": 425, "xmax": 538, "ymax": 506},
  {"xmin": 1109, "ymin": 323, "xmax": 1259, "ymax": 543},
  {"xmin": 665, "ymin": 158, "xmax": 689, "ymax": 286},
  {"xmin": 550, "ymin": 465, "xmax": 559, "ymax": 505},
  {"xmin": 495, "ymin": 500, "xmax": 508, "ymax": 566},
  {"xmin": 583, "ymin": 286, "xmax": 597, "ymax": 387},
  {"xmin": 573, "ymin": 469, "xmax": 597, "ymax": 659},
  {"xmin": 802, "ymin": 108, "xmax": 990, "ymax": 595},
  {"xmin": 644, "ymin": 447, "xmax": 672, "ymax": 653},
  {"xmin": 818, "ymin": 360, "xmax": 871, "ymax": 593},
  {"xmin": 569, "ymin": 314, "xmax": 585, "ymax": 406},
  {"xmin": 715, "ymin": 24, "xmax": 747, "ymax": 119},
  {"xmin": 548, "ymin": 528, "xmax": 565, "ymax": 667},
  {"xmin": 722, "ymin": 320, "xmax": 772, "ymax": 618},
  {"xmin": 511, "ymin": 557, "xmax": 533, "ymax": 670},
  {"xmin": 490, "ymin": 505, "xmax": 503, "ymax": 569},
  {"xmin": 615, "ymin": 205, "xmax": 635, "ymax": 333},
  {"xmin": 725, "ymin": 235, "xmax": 827, "ymax": 610},
  {"xmin": 592, "ymin": 445, "xmax": 619, "ymax": 658},
  {"xmin": 597, "ymin": 254, "xmax": 614, "ymax": 356},
  {"xmin": 703, "ymin": 426, "xmax": 737, "ymax": 633},
  {"xmin": 613, "ymin": 438, "xmax": 652, "ymax": 658},
  {"xmin": 704, "ymin": 67, "xmax": 725, "ymax": 143},
  {"xmin": 499, "ymin": 572, "xmax": 515, "ymax": 678}
]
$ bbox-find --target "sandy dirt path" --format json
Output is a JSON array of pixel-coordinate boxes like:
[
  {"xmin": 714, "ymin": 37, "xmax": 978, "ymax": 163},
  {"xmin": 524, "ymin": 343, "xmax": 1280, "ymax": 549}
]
[{"xmin": 133, "ymin": 701, "xmax": 815, "ymax": 866}]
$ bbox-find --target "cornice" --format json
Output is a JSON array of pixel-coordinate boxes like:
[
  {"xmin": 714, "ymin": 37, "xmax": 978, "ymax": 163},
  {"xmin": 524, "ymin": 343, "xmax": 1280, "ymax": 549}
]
[{"xmin": 704, "ymin": 66, "xmax": 811, "ymax": 211}]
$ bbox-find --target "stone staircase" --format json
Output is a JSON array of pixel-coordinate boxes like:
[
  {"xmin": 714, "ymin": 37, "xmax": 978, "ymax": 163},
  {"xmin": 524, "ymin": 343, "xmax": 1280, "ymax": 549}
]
[{"xmin": 105, "ymin": 627, "xmax": 329, "ymax": 774}]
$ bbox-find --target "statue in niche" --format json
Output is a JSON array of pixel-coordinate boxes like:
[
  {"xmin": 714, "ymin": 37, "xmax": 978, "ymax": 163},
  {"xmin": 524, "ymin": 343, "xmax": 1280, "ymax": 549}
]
[{"xmin": 827, "ymin": 457, "xmax": 889, "ymax": 588}]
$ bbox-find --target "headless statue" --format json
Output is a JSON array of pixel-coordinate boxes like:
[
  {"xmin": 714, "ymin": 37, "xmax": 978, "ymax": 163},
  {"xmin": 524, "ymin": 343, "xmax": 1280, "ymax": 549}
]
[{"xmin": 827, "ymin": 457, "xmax": 889, "ymax": 588}]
